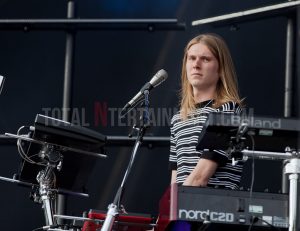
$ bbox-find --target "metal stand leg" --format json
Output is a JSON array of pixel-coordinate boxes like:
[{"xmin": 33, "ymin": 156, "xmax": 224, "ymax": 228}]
[
  {"xmin": 101, "ymin": 204, "xmax": 118, "ymax": 231},
  {"xmin": 282, "ymin": 160, "xmax": 290, "ymax": 193},
  {"xmin": 101, "ymin": 137, "xmax": 144, "ymax": 231},
  {"xmin": 289, "ymin": 174, "xmax": 298, "ymax": 231},
  {"xmin": 35, "ymin": 145, "xmax": 63, "ymax": 227},
  {"xmin": 40, "ymin": 184, "xmax": 55, "ymax": 226},
  {"xmin": 284, "ymin": 158, "xmax": 300, "ymax": 231},
  {"xmin": 42, "ymin": 197, "xmax": 54, "ymax": 225}
]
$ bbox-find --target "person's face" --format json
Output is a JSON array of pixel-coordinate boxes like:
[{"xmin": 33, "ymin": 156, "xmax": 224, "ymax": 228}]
[{"xmin": 186, "ymin": 42, "xmax": 220, "ymax": 91}]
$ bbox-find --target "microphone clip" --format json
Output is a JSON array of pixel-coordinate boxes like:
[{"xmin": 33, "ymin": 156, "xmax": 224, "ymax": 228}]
[{"xmin": 141, "ymin": 89, "xmax": 150, "ymax": 127}]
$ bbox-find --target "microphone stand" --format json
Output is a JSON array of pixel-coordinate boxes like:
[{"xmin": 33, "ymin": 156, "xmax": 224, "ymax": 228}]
[{"xmin": 101, "ymin": 90, "xmax": 150, "ymax": 231}]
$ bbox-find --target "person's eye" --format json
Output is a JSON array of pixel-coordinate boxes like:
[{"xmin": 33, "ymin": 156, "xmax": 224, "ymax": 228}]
[
  {"xmin": 202, "ymin": 57, "xmax": 210, "ymax": 62},
  {"xmin": 188, "ymin": 56, "xmax": 195, "ymax": 61}
]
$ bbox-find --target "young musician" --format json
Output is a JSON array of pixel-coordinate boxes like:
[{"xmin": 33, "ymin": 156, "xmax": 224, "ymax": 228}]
[{"xmin": 168, "ymin": 33, "xmax": 244, "ymax": 230}]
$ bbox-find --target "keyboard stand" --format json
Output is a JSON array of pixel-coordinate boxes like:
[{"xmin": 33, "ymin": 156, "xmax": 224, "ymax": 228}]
[{"xmin": 241, "ymin": 149, "xmax": 299, "ymax": 231}]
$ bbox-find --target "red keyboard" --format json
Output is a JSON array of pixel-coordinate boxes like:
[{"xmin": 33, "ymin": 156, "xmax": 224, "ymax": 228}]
[{"xmin": 82, "ymin": 210, "xmax": 154, "ymax": 231}]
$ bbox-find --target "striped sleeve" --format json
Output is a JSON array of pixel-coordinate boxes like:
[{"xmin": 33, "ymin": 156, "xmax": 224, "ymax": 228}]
[{"xmin": 169, "ymin": 115, "xmax": 177, "ymax": 170}]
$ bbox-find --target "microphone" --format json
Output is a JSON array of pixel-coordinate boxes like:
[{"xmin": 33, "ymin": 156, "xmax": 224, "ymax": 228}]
[{"xmin": 120, "ymin": 69, "xmax": 168, "ymax": 116}]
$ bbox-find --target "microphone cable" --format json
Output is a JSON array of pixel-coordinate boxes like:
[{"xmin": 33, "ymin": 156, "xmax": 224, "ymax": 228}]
[{"xmin": 247, "ymin": 133, "xmax": 256, "ymax": 231}]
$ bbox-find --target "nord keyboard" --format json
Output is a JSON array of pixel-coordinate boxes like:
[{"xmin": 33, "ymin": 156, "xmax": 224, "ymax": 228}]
[{"xmin": 156, "ymin": 184, "xmax": 289, "ymax": 231}]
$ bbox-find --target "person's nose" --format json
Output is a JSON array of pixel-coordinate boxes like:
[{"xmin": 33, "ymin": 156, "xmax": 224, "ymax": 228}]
[{"xmin": 193, "ymin": 57, "xmax": 201, "ymax": 69}]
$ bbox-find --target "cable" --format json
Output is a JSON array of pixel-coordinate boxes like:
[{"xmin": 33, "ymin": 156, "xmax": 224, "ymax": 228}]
[
  {"xmin": 247, "ymin": 134, "xmax": 255, "ymax": 231},
  {"xmin": 32, "ymin": 227, "xmax": 43, "ymax": 231},
  {"xmin": 198, "ymin": 223, "xmax": 211, "ymax": 231},
  {"xmin": 247, "ymin": 216, "xmax": 258, "ymax": 231},
  {"xmin": 248, "ymin": 216, "xmax": 282, "ymax": 231},
  {"xmin": 248, "ymin": 134, "xmax": 255, "ymax": 201},
  {"xmin": 16, "ymin": 126, "xmax": 46, "ymax": 166},
  {"xmin": 17, "ymin": 140, "xmax": 34, "ymax": 164},
  {"xmin": 257, "ymin": 217, "xmax": 281, "ymax": 231},
  {"xmin": 16, "ymin": 126, "xmax": 35, "ymax": 164},
  {"xmin": 17, "ymin": 140, "xmax": 46, "ymax": 166}
]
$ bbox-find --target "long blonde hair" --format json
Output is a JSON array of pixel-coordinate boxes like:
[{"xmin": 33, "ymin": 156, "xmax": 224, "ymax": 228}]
[{"xmin": 180, "ymin": 33, "xmax": 242, "ymax": 119}]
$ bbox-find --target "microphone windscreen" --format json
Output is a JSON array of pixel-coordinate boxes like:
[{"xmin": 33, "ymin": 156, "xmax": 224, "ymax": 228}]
[{"xmin": 150, "ymin": 69, "xmax": 168, "ymax": 87}]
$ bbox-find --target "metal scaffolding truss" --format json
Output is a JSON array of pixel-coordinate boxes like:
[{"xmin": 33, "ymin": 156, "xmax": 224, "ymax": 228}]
[
  {"xmin": 192, "ymin": 0, "xmax": 300, "ymax": 26},
  {"xmin": 0, "ymin": 18, "xmax": 185, "ymax": 31},
  {"xmin": 0, "ymin": 134, "xmax": 171, "ymax": 147}
]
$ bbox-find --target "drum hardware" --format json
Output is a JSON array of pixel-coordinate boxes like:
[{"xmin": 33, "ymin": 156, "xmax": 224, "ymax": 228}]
[
  {"xmin": 34, "ymin": 144, "xmax": 63, "ymax": 226},
  {"xmin": 4, "ymin": 114, "xmax": 106, "ymax": 230}
]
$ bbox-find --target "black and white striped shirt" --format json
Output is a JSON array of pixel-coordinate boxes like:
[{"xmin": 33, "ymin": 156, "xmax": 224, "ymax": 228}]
[{"xmin": 169, "ymin": 100, "xmax": 243, "ymax": 190}]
